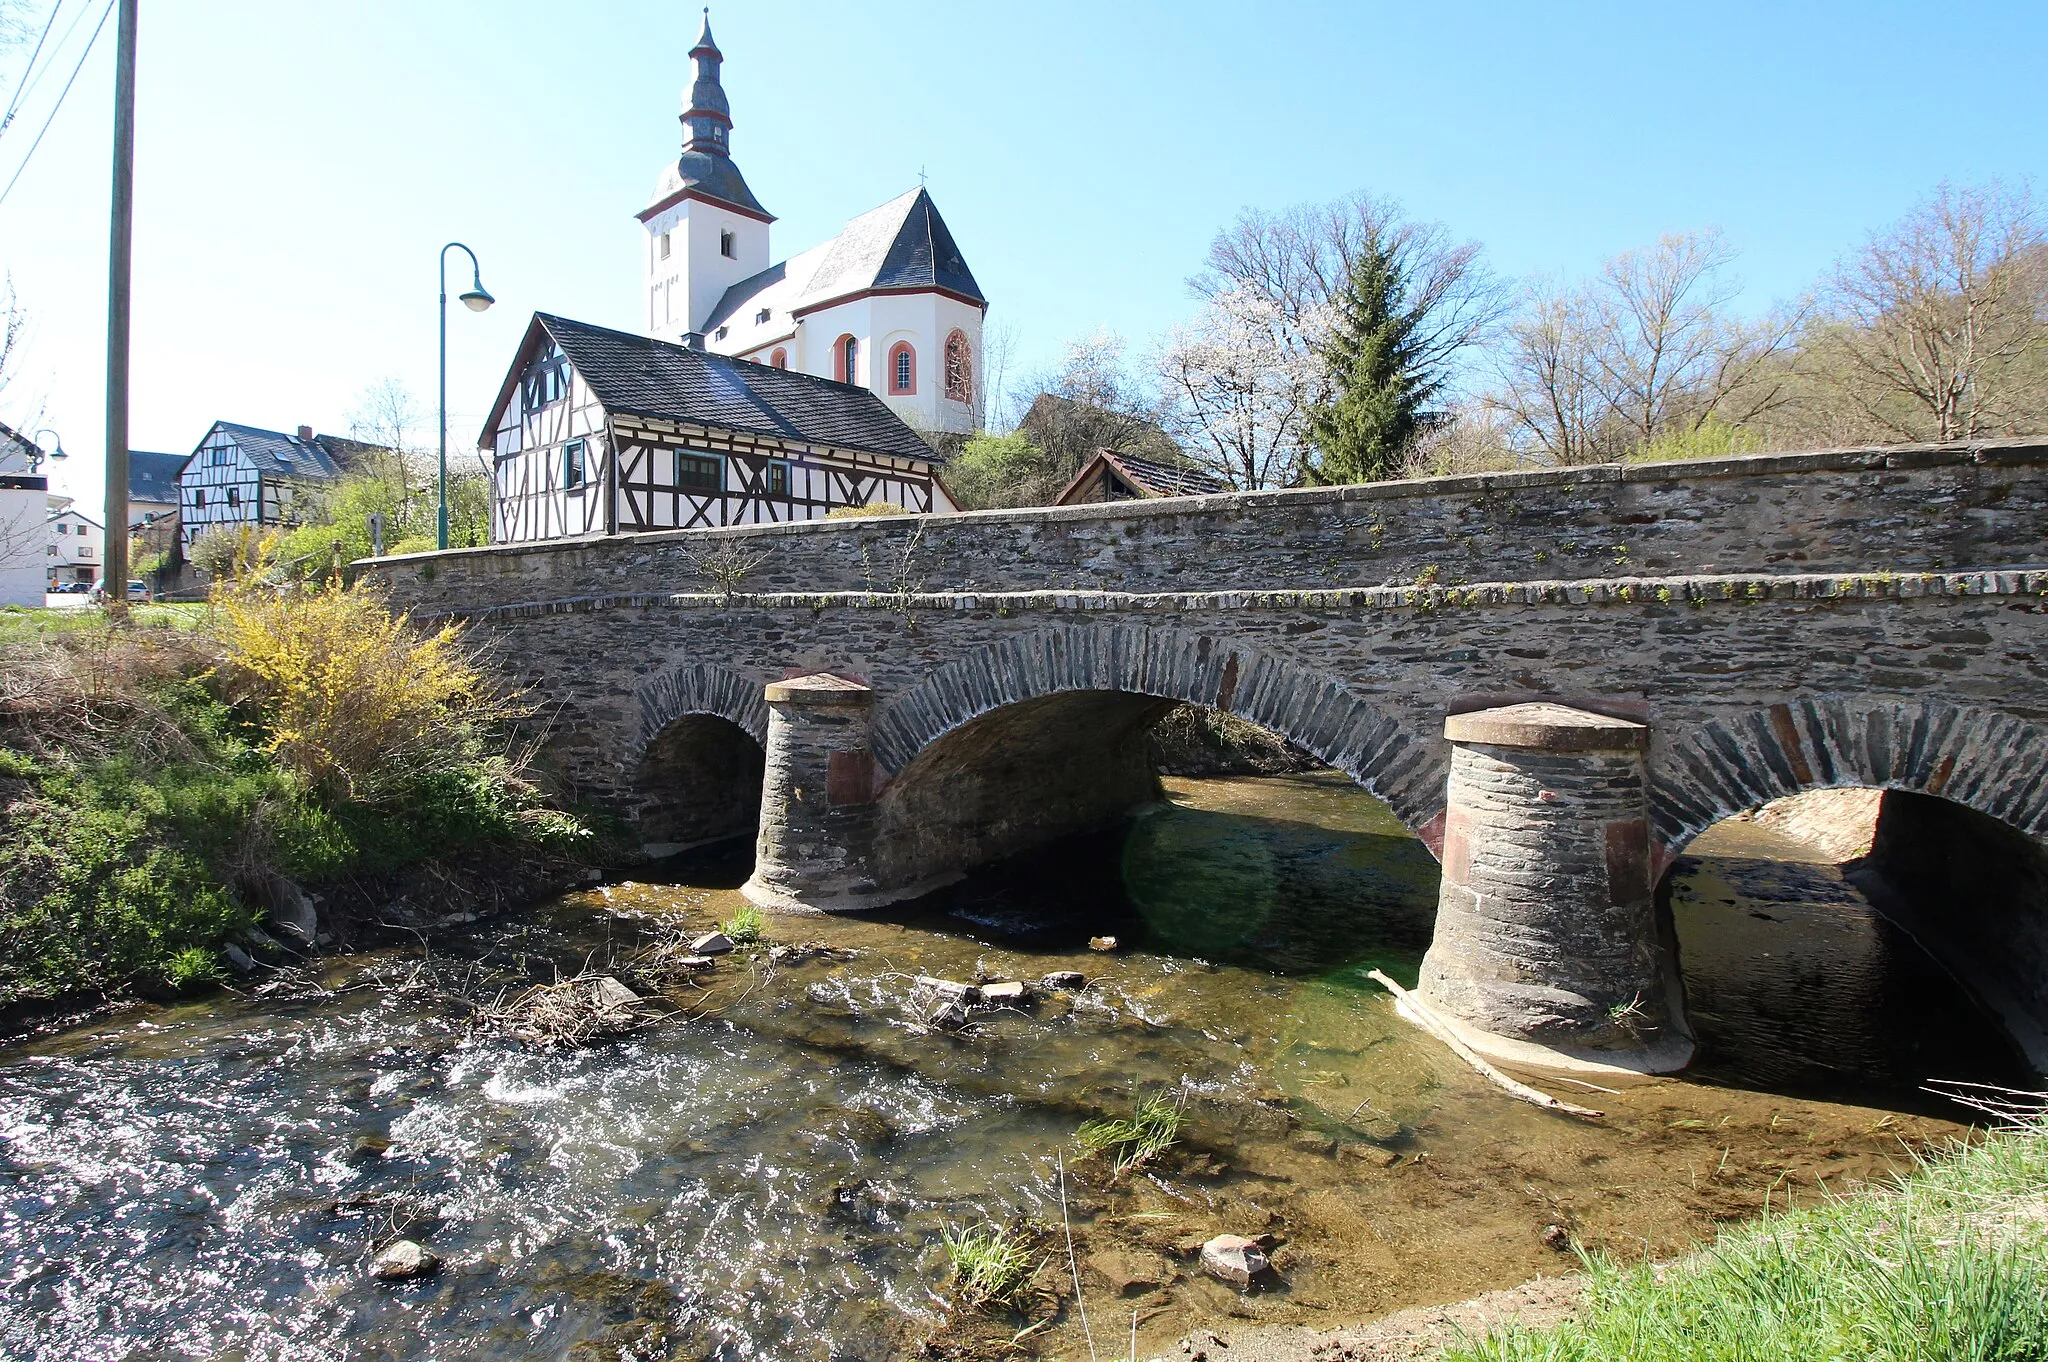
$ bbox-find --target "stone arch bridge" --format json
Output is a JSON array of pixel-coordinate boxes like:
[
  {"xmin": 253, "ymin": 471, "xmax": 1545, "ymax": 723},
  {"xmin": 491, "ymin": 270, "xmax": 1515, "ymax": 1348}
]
[{"xmin": 369, "ymin": 441, "xmax": 2048, "ymax": 1076}]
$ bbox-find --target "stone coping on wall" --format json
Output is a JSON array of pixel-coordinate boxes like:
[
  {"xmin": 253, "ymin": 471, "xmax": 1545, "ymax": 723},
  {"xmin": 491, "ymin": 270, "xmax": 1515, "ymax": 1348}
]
[
  {"xmin": 420, "ymin": 566, "xmax": 2048, "ymax": 623},
  {"xmin": 365, "ymin": 437, "xmax": 2048, "ymax": 572}
]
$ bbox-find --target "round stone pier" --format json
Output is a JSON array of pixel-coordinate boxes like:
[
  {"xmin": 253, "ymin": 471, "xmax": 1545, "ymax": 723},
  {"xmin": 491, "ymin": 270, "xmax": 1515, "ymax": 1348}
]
[
  {"xmin": 1416, "ymin": 702, "xmax": 1693, "ymax": 1076},
  {"xmin": 741, "ymin": 674, "xmax": 883, "ymax": 913}
]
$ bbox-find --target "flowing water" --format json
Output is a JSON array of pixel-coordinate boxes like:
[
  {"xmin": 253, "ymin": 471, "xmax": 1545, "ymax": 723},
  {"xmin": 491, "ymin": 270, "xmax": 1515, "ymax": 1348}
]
[{"xmin": 0, "ymin": 774, "xmax": 2028, "ymax": 1361}]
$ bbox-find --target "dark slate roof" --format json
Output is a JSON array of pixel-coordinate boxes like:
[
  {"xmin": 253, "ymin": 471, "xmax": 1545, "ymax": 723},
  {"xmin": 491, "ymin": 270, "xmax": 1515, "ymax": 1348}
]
[
  {"xmin": 1055, "ymin": 448, "xmax": 1228, "ymax": 504},
  {"xmin": 523, "ymin": 313, "xmax": 941, "ymax": 463},
  {"xmin": 702, "ymin": 188, "xmax": 984, "ymax": 342},
  {"xmin": 1108, "ymin": 450, "xmax": 1227, "ymax": 497},
  {"xmin": 197, "ymin": 423, "xmax": 392, "ymax": 481},
  {"xmin": 646, "ymin": 150, "xmax": 771, "ymax": 220},
  {"xmin": 128, "ymin": 451, "xmax": 187, "ymax": 504}
]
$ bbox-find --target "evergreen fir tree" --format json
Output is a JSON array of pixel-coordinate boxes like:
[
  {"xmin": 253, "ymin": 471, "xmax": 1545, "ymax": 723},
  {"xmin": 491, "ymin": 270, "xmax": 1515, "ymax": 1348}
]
[{"xmin": 1306, "ymin": 241, "xmax": 1442, "ymax": 484}]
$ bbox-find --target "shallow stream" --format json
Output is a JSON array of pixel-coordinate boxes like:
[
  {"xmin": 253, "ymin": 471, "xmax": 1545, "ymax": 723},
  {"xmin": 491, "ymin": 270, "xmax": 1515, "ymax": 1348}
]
[{"xmin": 0, "ymin": 774, "xmax": 2028, "ymax": 1360}]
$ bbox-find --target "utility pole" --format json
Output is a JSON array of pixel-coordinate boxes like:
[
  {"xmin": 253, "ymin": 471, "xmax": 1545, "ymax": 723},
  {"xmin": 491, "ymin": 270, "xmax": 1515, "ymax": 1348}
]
[{"xmin": 102, "ymin": 0, "xmax": 138, "ymax": 615}]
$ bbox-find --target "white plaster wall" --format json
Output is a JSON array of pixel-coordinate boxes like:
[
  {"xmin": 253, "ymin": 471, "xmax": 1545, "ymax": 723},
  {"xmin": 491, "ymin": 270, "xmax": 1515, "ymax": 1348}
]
[
  {"xmin": 643, "ymin": 197, "xmax": 771, "ymax": 342},
  {"xmin": 0, "ymin": 486, "xmax": 43, "ymax": 605}
]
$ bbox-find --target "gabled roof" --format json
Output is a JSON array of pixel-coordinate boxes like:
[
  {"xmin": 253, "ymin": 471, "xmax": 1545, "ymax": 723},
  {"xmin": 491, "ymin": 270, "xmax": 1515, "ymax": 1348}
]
[
  {"xmin": 186, "ymin": 422, "xmax": 391, "ymax": 482},
  {"xmin": 1054, "ymin": 448, "xmax": 1229, "ymax": 505},
  {"xmin": 703, "ymin": 188, "xmax": 985, "ymax": 350},
  {"xmin": 482, "ymin": 313, "xmax": 942, "ymax": 464},
  {"xmin": 128, "ymin": 451, "xmax": 186, "ymax": 504}
]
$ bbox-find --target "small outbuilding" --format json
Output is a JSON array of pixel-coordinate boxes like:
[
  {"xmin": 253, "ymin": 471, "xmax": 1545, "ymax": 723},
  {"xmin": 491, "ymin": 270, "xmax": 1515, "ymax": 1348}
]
[{"xmin": 1052, "ymin": 448, "xmax": 1227, "ymax": 506}]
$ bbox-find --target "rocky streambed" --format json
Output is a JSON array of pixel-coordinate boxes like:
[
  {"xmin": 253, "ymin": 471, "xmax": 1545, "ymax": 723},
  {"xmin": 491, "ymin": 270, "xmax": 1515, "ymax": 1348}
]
[{"xmin": 0, "ymin": 774, "xmax": 2024, "ymax": 1360}]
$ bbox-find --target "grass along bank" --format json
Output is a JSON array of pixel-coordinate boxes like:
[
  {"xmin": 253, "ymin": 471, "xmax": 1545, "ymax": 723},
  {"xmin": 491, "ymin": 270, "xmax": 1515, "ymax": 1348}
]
[
  {"xmin": 1444, "ymin": 1110, "xmax": 2048, "ymax": 1361},
  {"xmin": 0, "ymin": 546, "xmax": 613, "ymax": 1020}
]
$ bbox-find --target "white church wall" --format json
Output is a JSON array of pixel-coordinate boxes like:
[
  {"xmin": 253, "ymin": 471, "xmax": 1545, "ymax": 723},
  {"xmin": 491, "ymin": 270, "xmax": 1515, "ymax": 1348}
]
[{"xmin": 644, "ymin": 197, "xmax": 769, "ymax": 342}]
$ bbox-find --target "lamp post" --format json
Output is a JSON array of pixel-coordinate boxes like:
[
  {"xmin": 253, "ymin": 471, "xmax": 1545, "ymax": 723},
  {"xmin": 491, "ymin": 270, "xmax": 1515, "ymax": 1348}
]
[
  {"xmin": 25, "ymin": 428, "xmax": 67, "ymax": 475},
  {"xmin": 437, "ymin": 242, "xmax": 495, "ymax": 550}
]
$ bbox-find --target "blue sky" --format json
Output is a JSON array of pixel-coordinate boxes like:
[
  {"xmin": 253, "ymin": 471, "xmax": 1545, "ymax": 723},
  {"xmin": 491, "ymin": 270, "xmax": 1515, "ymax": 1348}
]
[{"xmin": 2, "ymin": 0, "xmax": 2043, "ymax": 510}]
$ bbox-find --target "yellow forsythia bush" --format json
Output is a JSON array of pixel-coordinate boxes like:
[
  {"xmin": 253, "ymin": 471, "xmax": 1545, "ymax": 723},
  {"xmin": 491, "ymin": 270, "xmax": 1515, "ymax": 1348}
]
[{"xmin": 210, "ymin": 538, "xmax": 513, "ymax": 799}]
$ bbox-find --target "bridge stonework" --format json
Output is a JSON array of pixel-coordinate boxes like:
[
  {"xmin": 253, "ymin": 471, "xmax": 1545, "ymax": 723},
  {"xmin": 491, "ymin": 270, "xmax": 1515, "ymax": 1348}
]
[{"xmin": 368, "ymin": 441, "xmax": 2048, "ymax": 1074}]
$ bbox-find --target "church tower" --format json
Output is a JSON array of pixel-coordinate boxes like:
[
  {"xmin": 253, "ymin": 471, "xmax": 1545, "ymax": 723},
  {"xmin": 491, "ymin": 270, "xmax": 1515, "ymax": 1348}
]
[{"xmin": 637, "ymin": 10, "xmax": 773, "ymax": 345}]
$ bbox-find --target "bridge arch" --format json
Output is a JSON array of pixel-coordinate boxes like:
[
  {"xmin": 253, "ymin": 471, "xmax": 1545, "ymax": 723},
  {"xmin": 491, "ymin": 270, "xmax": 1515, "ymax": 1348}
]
[
  {"xmin": 871, "ymin": 622, "xmax": 1447, "ymax": 838},
  {"xmin": 1650, "ymin": 698, "xmax": 2048, "ymax": 859},
  {"xmin": 629, "ymin": 662, "xmax": 771, "ymax": 855},
  {"xmin": 1651, "ymin": 698, "xmax": 2048, "ymax": 1072},
  {"xmin": 863, "ymin": 623, "xmax": 1447, "ymax": 890}
]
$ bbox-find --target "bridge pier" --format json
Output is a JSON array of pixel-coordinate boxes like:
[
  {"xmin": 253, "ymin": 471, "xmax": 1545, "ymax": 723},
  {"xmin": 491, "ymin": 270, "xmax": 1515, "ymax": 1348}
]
[
  {"xmin": 1417, "ymin": 703, "xmax": 1694, "ymax": 1076},
  {"xmin": 741, "ymin": 674, "xmax": 886, "ymax": 913}
]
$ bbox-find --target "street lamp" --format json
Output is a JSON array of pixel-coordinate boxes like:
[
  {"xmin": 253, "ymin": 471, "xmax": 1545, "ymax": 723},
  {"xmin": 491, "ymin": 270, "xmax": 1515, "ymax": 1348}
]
[
  {"xmin": 438, "ymin": 242, "xmax": 495, "ymax": 550},
  {"xmin": 25, "ymin": 428, "xmax": 67, "ymax": 474}
]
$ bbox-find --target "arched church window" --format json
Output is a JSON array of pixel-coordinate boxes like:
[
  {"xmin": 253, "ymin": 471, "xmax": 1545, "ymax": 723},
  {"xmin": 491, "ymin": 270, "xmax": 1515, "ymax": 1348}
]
[
  {"xmin": 836, "ymin": 334, "xmax": 860, "ymax": 385},
  {"xmin": 944, "ymin": 330, "xmax": 972, "ymax": 403},
  {"xmin": 888, "ymin": 342, "xmax": 916, "ymax": 395},
  {"xmin": 770, "ymin": 348, "xmax": 788, "ymax": 370}
]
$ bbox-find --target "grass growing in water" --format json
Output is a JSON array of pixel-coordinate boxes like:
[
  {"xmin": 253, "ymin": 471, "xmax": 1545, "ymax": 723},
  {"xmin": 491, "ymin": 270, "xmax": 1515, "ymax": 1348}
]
[
  {"xmin": 1076, "ymin": 1091, "xmax": 1183, "ymax": 1174},
  {"xmin": 720, "ymin": 904, "xmax": 765, "ymax": 945},
  {"xmin": 941, "ymin": 1220, "xmax": 1033, "ymax": 1307},
  {"xmin": 1446, "ymin": 1115, "xmax": 2048, "ymax": 1361}
]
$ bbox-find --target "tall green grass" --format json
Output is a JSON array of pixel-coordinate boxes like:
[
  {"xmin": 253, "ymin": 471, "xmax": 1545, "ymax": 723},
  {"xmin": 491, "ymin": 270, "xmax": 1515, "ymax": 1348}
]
[
  {"xmin": 1447, "ymin": 1118, "xmax": 2048, "ymax": 1361},
  {"xmin": 1077, "ymin": 1091, "xmax": 1184, "ymax": 1174},
  {"xmin": 940, "ymin": 1220, "xmax": 1034, "ymax": 1307}
]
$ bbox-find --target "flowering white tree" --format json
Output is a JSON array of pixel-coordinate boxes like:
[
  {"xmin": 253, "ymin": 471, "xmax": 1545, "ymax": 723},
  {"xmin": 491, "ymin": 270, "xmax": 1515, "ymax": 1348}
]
[{"xmin": 1156, "ymin": 287, "xmax": 1326, "ymax": 490}]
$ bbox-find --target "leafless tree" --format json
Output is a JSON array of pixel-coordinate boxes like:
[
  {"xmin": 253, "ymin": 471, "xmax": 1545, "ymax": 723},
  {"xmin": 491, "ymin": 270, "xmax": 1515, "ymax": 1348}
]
[
  {"xmin": 1014, "ymin": 331, "xmax": 1170, "ymax": 474},
  {"xmin": 1485, "ymin": 232, "xmax": 1801, "ymax": 464},
  {"xmin": 974, "ymin": 318, "xmax": 1021, "ymax": 432},
  {"xmin": 1491, "ymin": 283, "xmax": 1611, "ymax": 464},
  {"xmin": 1810, "ymin": 181, "xmax": 2047, "ymax": 441},
  {"xmin": 1196, "ymin": 190, "xmax": 1509, "ymax": 390}
]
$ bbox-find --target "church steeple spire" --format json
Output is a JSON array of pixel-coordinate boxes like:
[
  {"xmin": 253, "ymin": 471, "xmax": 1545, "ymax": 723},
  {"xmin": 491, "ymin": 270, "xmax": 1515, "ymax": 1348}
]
[{"xmin": 681, "ymin": 9, "xmax": 732, "ymax": 158}]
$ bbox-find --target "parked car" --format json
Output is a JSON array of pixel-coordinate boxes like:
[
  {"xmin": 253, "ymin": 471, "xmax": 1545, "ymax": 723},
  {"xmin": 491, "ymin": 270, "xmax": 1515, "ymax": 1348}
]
[{"xmin": 52, "ymin": 582, "xmax": 90, "ymax": 595}]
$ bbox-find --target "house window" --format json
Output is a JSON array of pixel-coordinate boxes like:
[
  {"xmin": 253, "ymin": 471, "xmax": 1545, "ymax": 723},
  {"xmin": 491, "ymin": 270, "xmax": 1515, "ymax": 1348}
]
[
  {"xmin": 715, "ymin": 326, "xmax": 729, "ymax": 341},
  {"xmin": 888, "ymin": 341, "xmax": 916, "ymax": 395},
  {"xmin": 563, "ymin": 438, "xmax": 586, "ymax": 491},
  {"xmin": 770, "ymin": 348, "xmax": 788, "ymax": 369},
  {"xmin": 194, "ymin": 489, "xmax": 207, "ymax": 509},
  {"xmin": 660, "ymin": 231, "xmax": 672, "ymax": 260},
  {"xmin": 227, "ymin": 487, "xmax": 240, "ymax": 507},
  {"xmin": 836, "ymin": 334, "xmax": 859, "ymax": 385},
  {"xmin": 719, "ymin": 230, "xmax": 735, "ymax": 259},
  {"xmin": 524, "ymin": 346, "xmax": 570, "ymax": 411},
  {"xmin": 945, "ymin": 330, "xmax": 973, "ymax": 402},
  {"xmin": 54, "ymin": 522, "xmax": 65, "ymax": 535},
  {"xmin": 756, "ymin": 308, "xmax": 771, "ymax": 325},
  {"xmin": 766, "ymin": 461, "xmax": 790, "ymax": 497},
  {"xmin": 676, "ymin": 452, "xmax": 722, "ymax": 492}
]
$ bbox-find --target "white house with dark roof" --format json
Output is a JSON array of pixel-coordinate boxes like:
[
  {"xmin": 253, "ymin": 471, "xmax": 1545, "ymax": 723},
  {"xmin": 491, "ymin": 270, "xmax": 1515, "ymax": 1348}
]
[
  {"xmin": 483, "ymin": 312, "xmax": 957, "ymax": 544},
  {"xmin": 176, "ymin": 421, "xmax": 388, "ymax": 548},
  {"xmin": 638, "ymin": 14, "xmax": 987, "ymax": 436}
]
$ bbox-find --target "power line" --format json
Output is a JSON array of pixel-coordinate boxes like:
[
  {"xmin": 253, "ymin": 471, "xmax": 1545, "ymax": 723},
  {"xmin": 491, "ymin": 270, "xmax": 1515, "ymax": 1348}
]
[
  {"xmin": 16, "ymin": 0, "xmax": 98, "ymax": 113},
  {"xmin": 0, "ymin": 0, "xmax": 66, "ymax": 137},
  {"xmin": 0, "ymin": 0, "xmax": 113, "ymax": 214}
]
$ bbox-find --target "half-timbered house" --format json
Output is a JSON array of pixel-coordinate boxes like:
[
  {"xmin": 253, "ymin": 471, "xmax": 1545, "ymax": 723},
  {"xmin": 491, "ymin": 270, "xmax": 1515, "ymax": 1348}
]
[
  {"xmin": 176, "ymin": 422, "xmax": 387, "ymax": 549},
  {"xmin": 484, "ymin": 312, "xmax": 955, "ymax": 543}
]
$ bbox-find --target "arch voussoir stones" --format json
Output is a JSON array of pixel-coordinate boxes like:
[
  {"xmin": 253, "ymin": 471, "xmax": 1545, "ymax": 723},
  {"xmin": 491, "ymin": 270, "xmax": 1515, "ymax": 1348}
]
[
  {"xmin": 635, "ymin": 661, "xmax": 771, "ymax": 751},
  {"xmin": 1650, "ymin": 699, "xmax": 2048, "ymax": 852}
]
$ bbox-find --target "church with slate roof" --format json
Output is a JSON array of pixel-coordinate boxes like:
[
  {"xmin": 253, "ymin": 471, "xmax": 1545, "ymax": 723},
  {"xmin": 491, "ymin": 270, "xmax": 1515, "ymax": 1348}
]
[{"xmin": 638, "ymin": 12, "xmax": 988, "ymax": 436}]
